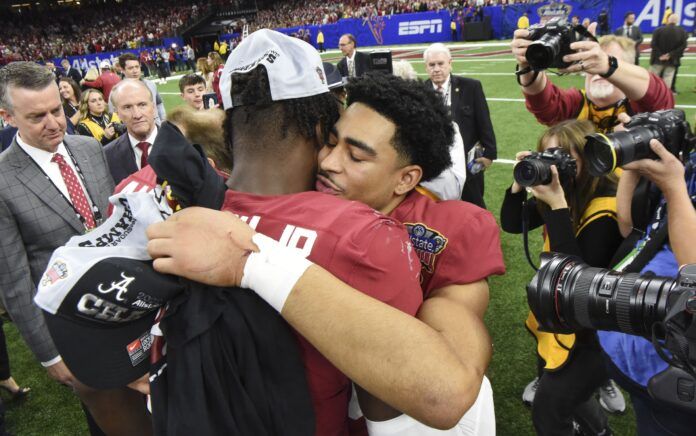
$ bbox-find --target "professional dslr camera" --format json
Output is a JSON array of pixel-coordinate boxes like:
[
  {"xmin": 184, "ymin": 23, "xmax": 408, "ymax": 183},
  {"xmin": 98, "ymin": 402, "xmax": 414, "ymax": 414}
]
[
  {"xmin": 513, "ymin": 147, "xmax": 577, "ymax": 187},
  {"xmin": 528, "ymin": 253, "xmax": 696, "ymax": 412},
  {"xmin": 110, "ymin": 122, "xmax": 127, "ymax": 136},
  {"xmin": 525, "ymin": 17, "xmax": 593, "ymax": 70},
  {"xmin": 584, "ymin": 109, "xmax": 694, "ymax": 177}
]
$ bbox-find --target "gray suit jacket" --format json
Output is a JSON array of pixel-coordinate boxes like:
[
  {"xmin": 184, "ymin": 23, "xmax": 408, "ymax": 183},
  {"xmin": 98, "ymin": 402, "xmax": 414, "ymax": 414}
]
[{"xmin": 0, "ymin": 134, "xmax": 114, "ymax": 362}]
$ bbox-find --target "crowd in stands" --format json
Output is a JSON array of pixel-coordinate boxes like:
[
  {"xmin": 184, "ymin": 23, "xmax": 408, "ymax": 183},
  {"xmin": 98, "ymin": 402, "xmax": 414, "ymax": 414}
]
[
  {"xmin": 0, "ymin": 0, "xmax": 569, "ymax": 65},
  {"xmin": 0, "ymin": 0, "xmax": 215, "ymax": 64}
]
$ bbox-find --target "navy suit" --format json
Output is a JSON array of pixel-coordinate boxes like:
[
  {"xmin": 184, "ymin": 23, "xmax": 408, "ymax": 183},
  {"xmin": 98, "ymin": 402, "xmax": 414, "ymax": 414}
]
[{"xmin": 104, "ymin": 134, "xmax": 139, "ymax": 186}]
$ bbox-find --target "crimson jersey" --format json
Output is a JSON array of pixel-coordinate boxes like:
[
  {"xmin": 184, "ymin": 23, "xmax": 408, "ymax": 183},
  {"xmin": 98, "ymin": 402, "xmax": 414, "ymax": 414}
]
[
  {"xmin": 222, "ymin": 190, "xmax": 422, "ymax": 436},
  {"xmin": 390, "ymin": 191, "xmax": 505, "ymax": 298}
]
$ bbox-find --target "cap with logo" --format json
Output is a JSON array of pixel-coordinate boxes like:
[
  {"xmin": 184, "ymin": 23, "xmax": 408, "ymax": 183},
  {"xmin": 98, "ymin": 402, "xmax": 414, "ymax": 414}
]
[
  {"xmin": 34, "ymin": 191, "xmax": 182, "ymax": 389},
  {"xmin": 219, "ymin": 29, "xmax": 329, "ymax": 110}
]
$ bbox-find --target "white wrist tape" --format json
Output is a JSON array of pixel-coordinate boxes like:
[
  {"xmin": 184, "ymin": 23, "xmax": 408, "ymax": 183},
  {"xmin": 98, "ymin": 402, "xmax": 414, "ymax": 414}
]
[{"xmin": 241, "ymin": 233, "xmax": 313, "ymax": 312}]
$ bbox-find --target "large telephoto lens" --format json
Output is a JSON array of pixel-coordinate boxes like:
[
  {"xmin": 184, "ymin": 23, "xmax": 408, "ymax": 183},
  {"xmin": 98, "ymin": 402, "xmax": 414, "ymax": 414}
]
[
  {"xmin": 526, "ymin": 33, "xmax": 562, "ymax": 70},
  {"xmin": 514, "ymin": 159, "xmax": 552, "ymax": 187},
  {"xmin": 527, "ymin": 253, "xmax": 677, "ymax": 337},
  {"xmin": 584, "ymin": 126, "xmax": 660, "ymax": 177}
]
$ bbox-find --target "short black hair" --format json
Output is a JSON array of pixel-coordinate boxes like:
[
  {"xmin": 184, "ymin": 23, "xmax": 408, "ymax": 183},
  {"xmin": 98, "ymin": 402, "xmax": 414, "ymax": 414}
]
[
  {"xmin": 118, "ymin": 53, "xmax": 139, "ymax": 69},
  {"xmin": 624, "ymin": 11, "xmax": 635, "ymax": 19},
  {"xmin": 178, "ymin": 74, "xmax": 206, "ymax": 93},
  {"xmin": 225, "ymin": 65, "xmax": 340, "ymax": 156},
  {"xmin": 345, "ymin": 73, "xmax": 453, "ymax": 182}
]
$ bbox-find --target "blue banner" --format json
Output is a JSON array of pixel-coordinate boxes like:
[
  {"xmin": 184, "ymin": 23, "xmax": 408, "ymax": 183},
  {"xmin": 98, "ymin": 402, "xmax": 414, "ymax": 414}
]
[
  {"xmin": 275, "ymin": 11, "xmax": 454, "ymax": 49},
  {"xmin": 51, "ymin": 47, "xmax": 168, "ymax": 73},
  {"xmin": 614, "ymin": 0, "xmax": 695, "ymax": 33}
]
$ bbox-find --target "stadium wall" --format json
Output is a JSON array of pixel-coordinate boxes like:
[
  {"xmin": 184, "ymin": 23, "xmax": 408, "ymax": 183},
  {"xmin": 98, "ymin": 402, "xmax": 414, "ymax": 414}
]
[{"xmin": 51, "ymin": 0, "xmax": 694, "ymax": 67}]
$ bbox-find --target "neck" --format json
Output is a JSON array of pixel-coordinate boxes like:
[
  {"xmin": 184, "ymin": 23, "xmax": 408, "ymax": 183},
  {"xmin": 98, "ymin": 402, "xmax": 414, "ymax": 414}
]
[
  {"xmin": 227, "ymin": 139, "xmax": 317, "ymax": 196},
  {"xmin": 378, "ymin": 194, "xmax": 407, "ymax": 216},
  {"xmin": 227, "ymin": 160, "xmax": 315, "ymax": 195},
  {"xmin": 131, "ymin": 127, "xmax": 154, "ymax": 142}
]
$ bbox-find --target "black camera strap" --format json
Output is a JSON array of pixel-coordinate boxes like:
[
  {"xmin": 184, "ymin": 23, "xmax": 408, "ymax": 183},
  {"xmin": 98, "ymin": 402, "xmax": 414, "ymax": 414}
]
[{"xmin": 522, "ymin": 197, "xmax": 539, "ymax": 271}]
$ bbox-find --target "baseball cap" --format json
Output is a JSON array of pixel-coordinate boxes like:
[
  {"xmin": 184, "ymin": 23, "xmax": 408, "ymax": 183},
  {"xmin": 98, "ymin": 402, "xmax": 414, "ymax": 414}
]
[
  {"xmin": 34, "ymin": 191, "xmax": 182, "ymax": 389},
  {"xmin": 99, "ymin": 60, "xmax": 111, "ymax": 69},
  {"xmin": 220, "ymin": 29, "xmax": 329, "ymax": 110}
]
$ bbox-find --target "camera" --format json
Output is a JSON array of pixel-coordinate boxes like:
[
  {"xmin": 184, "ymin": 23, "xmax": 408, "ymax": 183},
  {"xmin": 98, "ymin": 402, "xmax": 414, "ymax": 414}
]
[
  {"xmin": 111, "ymin": 122, "xmax": 127, "ymax": 136},
  {"xmin": 513, "ymin": 147, "xmax": 577, "ymax": 187},
  {"xmin": 525, "ymin": 17, "xmax": 586, "ymax": 70},
  {"xmin": 528, "ymin": 253, "xmax": 696, "ymax": 412},
  {"xmin": 584, "ymin": 109, "xmax": 694, "ymax": 177}
]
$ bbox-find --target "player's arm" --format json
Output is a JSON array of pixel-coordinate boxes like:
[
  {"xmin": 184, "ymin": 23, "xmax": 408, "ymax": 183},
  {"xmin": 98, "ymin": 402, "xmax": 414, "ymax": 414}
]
[
  {"xmin": 147, "ymin": 207, "xmax": 476, "ymax": 429},
  {"xmin": 417, "ymin": 281, "xmax": 491, "ymax": 386}
]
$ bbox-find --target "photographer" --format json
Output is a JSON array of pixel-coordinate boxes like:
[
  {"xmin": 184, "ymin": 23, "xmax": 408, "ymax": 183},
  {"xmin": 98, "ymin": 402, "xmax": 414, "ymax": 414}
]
[
  {"xmin": 598, "ymin": 135, "xmax": 696, "ymax": 434},
  {"xmin": 75, "ymin": 89, "xmax": 122, "ymax": 145},
  {"xmin": 500, "ymin": 119, "xmax": 623, "ymax": 435},
  {"xmin": 511, "ymin": 25, "xmax": 673, "ymax": 132}
]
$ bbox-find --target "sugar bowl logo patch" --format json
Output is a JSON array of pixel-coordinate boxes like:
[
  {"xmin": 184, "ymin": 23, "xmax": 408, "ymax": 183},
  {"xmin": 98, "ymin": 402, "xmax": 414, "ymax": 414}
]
[
  {"xmin": 404, "ymin": 223, "xmax": 447, "ymax": 273},
  {"xmin": 41, "ymin": 259, "xmax": 69, "ymax": 287}
]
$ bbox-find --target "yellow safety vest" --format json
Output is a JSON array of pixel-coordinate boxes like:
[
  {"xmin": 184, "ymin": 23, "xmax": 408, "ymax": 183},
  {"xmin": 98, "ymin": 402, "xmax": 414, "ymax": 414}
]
[
  {"xmin": 525, "ymin": 196, "xmax": 617, "ymax": 370},
  {"xmin": 317, "ymin": 32, "xmax": 324, "ymax": 44},
  {"xmin": 79, "ymin": 113, "xmax": 121, "ymax": 143}
]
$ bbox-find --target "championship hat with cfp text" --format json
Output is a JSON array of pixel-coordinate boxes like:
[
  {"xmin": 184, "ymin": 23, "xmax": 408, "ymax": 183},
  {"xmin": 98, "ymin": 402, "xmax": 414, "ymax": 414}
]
[
  {"xmin": 34, "ymin": 191, "xmax": 184, "ymax": 389},
  {"xmin": 219, "ymin": 28, "xmax": 329, "ymax": 110}
]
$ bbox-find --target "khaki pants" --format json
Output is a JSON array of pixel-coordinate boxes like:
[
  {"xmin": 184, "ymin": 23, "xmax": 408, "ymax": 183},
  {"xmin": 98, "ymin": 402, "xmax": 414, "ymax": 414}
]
[{"xmin": 650, "ymin": 64, "xmax": 676, "ymax": 90}]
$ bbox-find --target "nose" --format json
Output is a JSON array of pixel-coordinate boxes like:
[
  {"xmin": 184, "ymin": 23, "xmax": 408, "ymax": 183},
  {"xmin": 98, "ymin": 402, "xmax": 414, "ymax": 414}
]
[
  {"xmin": 318, "ymin": 145, "xmax": 341, "ymax": 173},
  {"xmin": 45, "ymin": 112, "xmax": 61, "ymax": 130}
]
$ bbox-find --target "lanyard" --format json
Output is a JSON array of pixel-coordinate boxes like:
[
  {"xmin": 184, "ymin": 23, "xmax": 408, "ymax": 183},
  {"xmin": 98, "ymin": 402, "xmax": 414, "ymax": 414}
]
[{"xmin": 19, "ymin": 143, "xmax": 103, "ymax": 231}]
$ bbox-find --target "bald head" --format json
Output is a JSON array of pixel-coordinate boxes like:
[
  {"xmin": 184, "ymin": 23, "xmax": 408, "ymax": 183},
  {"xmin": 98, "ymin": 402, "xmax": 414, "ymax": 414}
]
[
  {"xmin": 668, "ymin": 14, "xmax": 679, "ymax": 24},
  {"xmin": 111, "ymin": 78, "xmax": 156, "ymax": 141},
  {"xmin": 110, "ymin": 79, "xmax": 152, "ymax": 107}
]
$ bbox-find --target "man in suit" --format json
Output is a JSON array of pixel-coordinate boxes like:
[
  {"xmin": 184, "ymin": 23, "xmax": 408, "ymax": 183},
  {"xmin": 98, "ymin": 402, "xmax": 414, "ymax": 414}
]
[
  {"xmin": 336, "ymin": 34, "xmax": 371, "ymax": 78},
  {"xmin": 614, "ymin": 11, "xmax": 643, "ymax": 65},
  {"xmin": 0, "ymin": 62, "xmax": 114, "ymax": 433},
  {"xmin": 61, "ymin": 58, "xmax": 83, "ymax": 84},
  {"xmin": 423, "ymin": 43, "xmax": 496, "ymax": 209},
  {"xmin": 104, "ymin": 79, "xmax": 158, "ymax": 185}
]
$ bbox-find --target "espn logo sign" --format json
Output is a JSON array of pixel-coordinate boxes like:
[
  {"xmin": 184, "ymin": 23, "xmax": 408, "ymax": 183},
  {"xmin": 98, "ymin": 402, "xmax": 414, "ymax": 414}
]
[{"xmin": 398, "ymin": 19, "xmax": 443, "ymax": 36}]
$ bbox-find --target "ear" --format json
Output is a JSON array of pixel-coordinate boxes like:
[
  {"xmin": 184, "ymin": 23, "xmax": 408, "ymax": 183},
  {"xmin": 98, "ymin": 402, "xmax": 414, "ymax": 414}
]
[
  {"xmin": 394, "ymin": 165, "xmax": 422, "ymax": 196},
  {"xmin": 0, "ymin": 108, "xmax": 16, "ymax": 128}
]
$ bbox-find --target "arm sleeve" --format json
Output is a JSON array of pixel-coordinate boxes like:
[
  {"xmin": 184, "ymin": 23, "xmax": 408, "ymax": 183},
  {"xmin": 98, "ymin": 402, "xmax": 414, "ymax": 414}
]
[
  {"xmin": 0, "ymin": 196, "xmax": 58, "ymax": 362},
  {"xmin": 500, "ymin": 187, "xmax": 543, "ymax": 234},
  {"xmin": 524, "ymin": 81, "xmax": 583, "ymax": 126},
  {"xmin": 157, "ymin": 102, "xmax": 166, "ymax": 122},
  {"xmin": 473, "ymin": 81, "xmax": 497, "ymax": 160},
  {"xmin": 543, "ymin": 208, "xmax": 623, "ymax": 268},
  {"xmin": 630, "ymin": 73, "xmax": 675, "ymax": 113},
  {"xmin": 75, "ymin": 123, "xmax": 91, "ymax": 137},
  {"xmin": 82, "ymin": 77, "xmax": 103, "ymax": 89}
]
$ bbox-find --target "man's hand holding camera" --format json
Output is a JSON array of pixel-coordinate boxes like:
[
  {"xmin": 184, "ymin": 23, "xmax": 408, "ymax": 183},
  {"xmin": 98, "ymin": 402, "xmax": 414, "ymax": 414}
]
[{"xmin": 558, "ymin": 40, "xmax": 610, "ymax": 76}]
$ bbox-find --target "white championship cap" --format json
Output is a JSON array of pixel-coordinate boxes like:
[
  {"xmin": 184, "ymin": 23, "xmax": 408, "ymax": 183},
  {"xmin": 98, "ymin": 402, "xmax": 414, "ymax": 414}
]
[
  {"xmin": 99, "ymin": 59, "xmax": 111, "ymax": 69},
  {"xmin": 219, "ymin": 29, "xmax": 329, "ymax": 110}
]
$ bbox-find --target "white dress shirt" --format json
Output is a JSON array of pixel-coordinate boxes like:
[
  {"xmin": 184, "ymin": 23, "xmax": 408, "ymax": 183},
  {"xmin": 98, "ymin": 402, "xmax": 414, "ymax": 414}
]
[
  {"xmin": 16, "ymin": 133, "xmax": 93, "ymax": 209},
  {"xmin": 128, "ymin": 126, "xmax": 158, "ymax": 170}
]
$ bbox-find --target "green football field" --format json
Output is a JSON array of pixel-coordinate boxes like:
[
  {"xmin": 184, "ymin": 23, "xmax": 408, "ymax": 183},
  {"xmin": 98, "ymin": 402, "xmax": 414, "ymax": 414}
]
[{"xmin": 3, "ymin": 41, "xmax": 695, "ymax": 435}]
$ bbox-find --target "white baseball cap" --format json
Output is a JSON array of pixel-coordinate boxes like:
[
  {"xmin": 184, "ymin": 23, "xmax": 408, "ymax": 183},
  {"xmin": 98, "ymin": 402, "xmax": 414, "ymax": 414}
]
[
  {"xmin": 99, "ymin": 60, "xmax": 111, "ymax": 69},
  {"xmin": 220, "ymin": 29, "xmax": 329, "ymax": 110}
]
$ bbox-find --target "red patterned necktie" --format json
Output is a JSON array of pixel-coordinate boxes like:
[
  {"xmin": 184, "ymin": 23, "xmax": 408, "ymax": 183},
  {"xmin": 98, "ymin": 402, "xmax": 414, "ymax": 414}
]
[
  {"xmin": 51, "ymin": 153, "xmax": 96, "ymax": 229},
  {"xmin": 137, "ymin": 141, "xmax": 150, "ymax": 169}
]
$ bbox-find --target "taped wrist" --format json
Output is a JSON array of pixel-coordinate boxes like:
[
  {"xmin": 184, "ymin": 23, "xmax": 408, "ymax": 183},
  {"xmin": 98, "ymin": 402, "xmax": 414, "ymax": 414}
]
[{"xmin": 240, "ymin": 233, "xmax": 313, "ymax": 312}]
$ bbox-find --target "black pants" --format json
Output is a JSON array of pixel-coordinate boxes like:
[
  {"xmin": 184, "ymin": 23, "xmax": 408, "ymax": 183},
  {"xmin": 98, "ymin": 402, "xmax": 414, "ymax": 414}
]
[
  {"xmin": 0, "ymin": 318, "xmax": 11, "ymax": 381},
  {"xmin": 532, "ymin": 333, "xmax": 609, "ymax": 436},
  {"xmin": 461, "ymin": 171, "xmax": 486, "ymax": 209}
]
